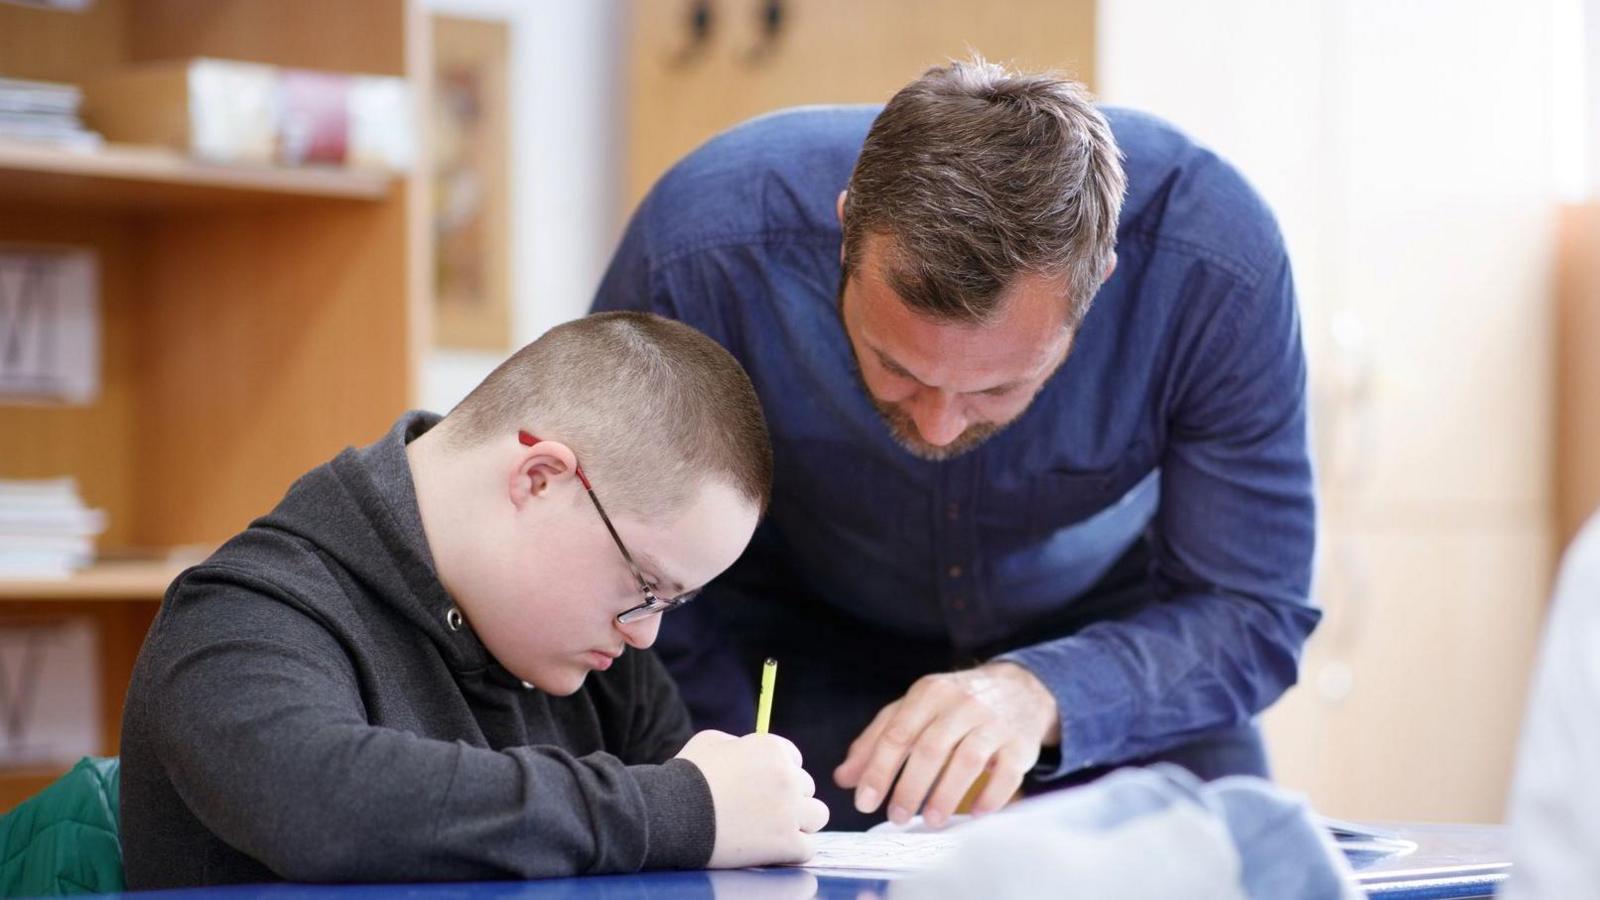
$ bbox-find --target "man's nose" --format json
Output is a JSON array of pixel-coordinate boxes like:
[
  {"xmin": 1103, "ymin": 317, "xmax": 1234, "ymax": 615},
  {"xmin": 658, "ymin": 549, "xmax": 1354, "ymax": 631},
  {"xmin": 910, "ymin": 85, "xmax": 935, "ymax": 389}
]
[{"xmin": 912, "ymin": 388, "xmax": 967, "ymax": 446}]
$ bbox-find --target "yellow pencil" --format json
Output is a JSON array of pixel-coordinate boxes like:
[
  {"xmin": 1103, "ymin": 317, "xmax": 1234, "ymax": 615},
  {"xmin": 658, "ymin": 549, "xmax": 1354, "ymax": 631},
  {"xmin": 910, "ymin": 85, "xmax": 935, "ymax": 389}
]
[{"xmin": 755, "ymin": 657, "xmax": 778, "ymax": 734}]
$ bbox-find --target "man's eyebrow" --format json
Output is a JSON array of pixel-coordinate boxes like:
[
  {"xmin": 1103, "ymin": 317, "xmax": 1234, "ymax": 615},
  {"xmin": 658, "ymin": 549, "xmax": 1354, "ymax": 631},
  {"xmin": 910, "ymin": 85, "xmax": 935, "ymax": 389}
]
[
  {"xmin": 871, "ymin": 346, "xmax": 924, "ymax": 384},
  {"xmin": 873, "ymin": 344, "xmax": 1027, "ymax": 396},
  {"xmin": 981, "ymin": 379, "xmax": 1027, "ymax": 395}
]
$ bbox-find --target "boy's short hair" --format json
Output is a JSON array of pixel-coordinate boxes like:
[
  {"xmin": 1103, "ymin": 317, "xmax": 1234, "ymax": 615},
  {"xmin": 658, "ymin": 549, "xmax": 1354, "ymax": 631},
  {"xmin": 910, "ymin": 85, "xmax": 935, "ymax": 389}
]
[{"xmin": 442, "ymin": 312, "xmax": 773, "ymax": 520}]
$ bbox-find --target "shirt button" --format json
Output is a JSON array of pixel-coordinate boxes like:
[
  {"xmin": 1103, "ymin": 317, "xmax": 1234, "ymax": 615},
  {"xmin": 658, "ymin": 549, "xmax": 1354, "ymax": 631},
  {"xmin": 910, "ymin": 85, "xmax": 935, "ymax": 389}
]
[
  {"xmin": 946, "ymin": 502, "xmax": 960, "ymax": 521},
  {"xmin": 951, "ymin": 597, "xmax": 967, "ymax": 611},
  {"xmin": 947, "ymin": 565, "xmax": 962, "ymax": 579}
]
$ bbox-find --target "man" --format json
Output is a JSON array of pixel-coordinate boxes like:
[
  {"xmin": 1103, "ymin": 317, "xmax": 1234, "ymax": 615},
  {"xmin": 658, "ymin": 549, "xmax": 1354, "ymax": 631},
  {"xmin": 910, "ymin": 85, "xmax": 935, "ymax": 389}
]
[
  {"xmin": 593, "ymin": 58, "xmax": 1318, "ymax": 830},
  {"xmin": 119, "ymin": 313, "xmax": 827, "ymax": 886}
]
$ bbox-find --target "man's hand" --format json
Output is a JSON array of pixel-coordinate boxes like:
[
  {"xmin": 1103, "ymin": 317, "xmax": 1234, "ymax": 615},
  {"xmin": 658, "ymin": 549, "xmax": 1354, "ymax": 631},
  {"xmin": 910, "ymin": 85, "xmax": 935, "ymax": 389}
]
[
  {"xmin": 675, "ymin": 729, "xmax": 830, "ymax": 868},
  {"xmin": 832, "ymin": 662, "xmax": 1059, "ymax": 828}
]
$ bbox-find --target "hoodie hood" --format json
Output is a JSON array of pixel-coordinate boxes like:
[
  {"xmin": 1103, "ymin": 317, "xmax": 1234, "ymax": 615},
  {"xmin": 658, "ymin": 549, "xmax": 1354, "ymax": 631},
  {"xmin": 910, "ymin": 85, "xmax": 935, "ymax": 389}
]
[{"xmin": 254, "ymin": 410, "xmax": 494, "ymax": 675}]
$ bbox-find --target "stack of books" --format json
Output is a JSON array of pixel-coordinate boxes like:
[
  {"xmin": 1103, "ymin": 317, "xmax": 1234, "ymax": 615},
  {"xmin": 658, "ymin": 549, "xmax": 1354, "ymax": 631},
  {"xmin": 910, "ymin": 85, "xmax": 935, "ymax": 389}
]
[
  {"xmin": 0, "ymin": 76, "xmax": 101, "ymax": 150},
  {"xmin": 0, "ymin": 477, "xmax": 107, "ymax": 579}
]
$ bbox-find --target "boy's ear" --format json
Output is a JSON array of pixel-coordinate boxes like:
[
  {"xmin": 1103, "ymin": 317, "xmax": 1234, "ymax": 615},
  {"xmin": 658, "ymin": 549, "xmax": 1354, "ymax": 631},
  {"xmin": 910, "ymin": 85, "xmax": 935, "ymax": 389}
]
[{"xmin": 509, "ymin": 435, "xmax": 580, "ymax": 509}]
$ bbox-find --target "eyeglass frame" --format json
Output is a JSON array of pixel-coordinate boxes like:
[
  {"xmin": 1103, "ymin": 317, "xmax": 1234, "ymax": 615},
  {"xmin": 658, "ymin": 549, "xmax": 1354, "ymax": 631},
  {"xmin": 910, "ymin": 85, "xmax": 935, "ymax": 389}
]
[{"xmin": 518, "ymin": 431, "xmax": 700, "ymax": 624}]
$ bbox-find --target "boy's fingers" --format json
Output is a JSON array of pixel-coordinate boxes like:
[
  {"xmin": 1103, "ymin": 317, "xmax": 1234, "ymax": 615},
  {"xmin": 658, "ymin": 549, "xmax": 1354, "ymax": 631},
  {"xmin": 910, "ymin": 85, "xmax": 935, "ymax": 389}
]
[
  {"xmin": 750, "ymin": 732, "xmax": 804, "ymax": 767},
  {"xmin": 799, "ymin": 797, "xmax": 830, "ymax": 833}
]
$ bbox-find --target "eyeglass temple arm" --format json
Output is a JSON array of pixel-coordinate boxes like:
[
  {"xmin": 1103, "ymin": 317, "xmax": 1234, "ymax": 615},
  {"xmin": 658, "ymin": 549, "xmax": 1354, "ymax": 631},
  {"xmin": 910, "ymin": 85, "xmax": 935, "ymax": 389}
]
[{"xmin": 519, "ymin": 430, "xmax": 653, "ymax": 592}]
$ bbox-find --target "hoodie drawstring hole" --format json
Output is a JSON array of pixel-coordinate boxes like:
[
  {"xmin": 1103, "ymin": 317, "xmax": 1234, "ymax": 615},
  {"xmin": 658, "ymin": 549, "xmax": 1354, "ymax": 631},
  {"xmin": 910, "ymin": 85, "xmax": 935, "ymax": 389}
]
[{"xmin": 445, "ymin": 607, "xmax": 464, "ymax": 632}]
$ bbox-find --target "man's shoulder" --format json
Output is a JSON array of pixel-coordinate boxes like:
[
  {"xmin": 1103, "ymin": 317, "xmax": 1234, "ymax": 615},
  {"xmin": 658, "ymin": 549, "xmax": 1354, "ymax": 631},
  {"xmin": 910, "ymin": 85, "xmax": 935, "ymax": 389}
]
[
  {"xmin": 634, "ymin": 105, "xmax": 878, "ymax": 264},
  {"xmin": 1106, "ymin": 107, "xmax": 1288, "ymax": 288}
]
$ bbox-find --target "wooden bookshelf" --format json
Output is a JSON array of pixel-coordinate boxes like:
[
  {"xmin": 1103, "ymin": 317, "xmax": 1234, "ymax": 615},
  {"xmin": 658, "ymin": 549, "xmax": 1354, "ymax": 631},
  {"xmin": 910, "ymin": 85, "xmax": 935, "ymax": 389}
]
[
  {"xmin": 0, "ymin": 559, "xmax": 191, "ymax": 602},
  {"xmin": 0, "ymin": 140, "xmax": 395, "ymax": 209},
  {"xmin": 0, "ymin": 0, "xmax": 429, "ymax": 810}
]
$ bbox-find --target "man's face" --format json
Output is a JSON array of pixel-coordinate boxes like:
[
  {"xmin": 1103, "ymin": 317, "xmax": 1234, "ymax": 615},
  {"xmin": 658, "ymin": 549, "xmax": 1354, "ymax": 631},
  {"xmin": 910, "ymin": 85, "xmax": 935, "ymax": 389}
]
[
  {"xmin": 459, "ymin": 464, "xmax": 759, "ymax": 697},
  {"xmin": 839, "ymin": 233, "xmax": 1076, "ymax": 460}
]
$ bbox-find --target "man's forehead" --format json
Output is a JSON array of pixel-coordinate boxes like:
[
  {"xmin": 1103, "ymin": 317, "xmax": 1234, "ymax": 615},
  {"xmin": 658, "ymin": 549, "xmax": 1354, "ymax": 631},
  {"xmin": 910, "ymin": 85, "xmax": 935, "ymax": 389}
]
[{"xmin": 849, "ymin": 262, "xmax": 1072, "ymax": 388}]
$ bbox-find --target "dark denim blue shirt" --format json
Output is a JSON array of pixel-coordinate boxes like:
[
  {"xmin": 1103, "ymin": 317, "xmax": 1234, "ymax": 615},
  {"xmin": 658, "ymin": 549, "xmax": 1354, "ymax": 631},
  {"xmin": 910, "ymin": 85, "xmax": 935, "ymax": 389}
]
[{"xmin": 593, "ymin": 105, "xmax": 1318, "ymax": 773}]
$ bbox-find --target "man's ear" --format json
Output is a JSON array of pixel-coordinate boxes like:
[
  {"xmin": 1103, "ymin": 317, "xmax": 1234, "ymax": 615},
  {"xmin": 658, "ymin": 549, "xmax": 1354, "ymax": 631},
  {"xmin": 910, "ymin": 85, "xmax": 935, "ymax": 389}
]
[
  {"xmin": 836, "ymin": 190, "xmax": 847, "ymax": 225},
  {"xmin": 1102, "ymin": 251, "xmax": 1118, "ymax": 283},
  {"xmin": 509, "ymin": 436, "xmax": 579, "ymax": 510}
]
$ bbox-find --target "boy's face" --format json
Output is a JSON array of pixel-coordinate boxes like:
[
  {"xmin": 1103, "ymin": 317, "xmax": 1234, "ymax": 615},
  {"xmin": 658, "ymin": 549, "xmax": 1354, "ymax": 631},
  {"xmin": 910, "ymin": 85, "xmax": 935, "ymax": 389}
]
[{"xmin": 461, "ymin": 463, "xmax": 760, "ymax": 697}]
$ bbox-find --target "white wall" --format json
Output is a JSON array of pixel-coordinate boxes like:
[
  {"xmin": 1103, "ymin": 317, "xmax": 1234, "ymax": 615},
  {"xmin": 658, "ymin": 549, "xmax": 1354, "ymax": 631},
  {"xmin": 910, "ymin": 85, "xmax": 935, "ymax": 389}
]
[
  {"xmin": 1099, "ymin": 0, "xmax": 1565, "ymax": 820},
  {"xmin": 419, "ymin": 0, "xmax": 627, "ymax": 414}
]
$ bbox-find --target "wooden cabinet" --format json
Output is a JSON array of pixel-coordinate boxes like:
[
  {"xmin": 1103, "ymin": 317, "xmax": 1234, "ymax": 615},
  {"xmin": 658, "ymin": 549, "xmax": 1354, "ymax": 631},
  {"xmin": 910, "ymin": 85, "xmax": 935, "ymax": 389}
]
[
  {"xmin": 624, "ymin": 0, "xmax": 1097, "ymax": 213},
  {"xmin": 0, "ymin": 0, "xmax": 427, "ymax": 809}
]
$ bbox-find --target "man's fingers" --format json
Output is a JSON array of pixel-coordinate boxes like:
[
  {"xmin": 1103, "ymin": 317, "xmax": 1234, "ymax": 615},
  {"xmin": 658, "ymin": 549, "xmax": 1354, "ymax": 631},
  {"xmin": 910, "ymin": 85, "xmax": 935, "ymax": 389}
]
[
  {"xmin": 834, "ymin": 700, "xmax": 897, "ymax": 789},
  {"xmin": 970, "ymin": 744, "xmax": 1032, "ymax": 815},
  {"xmin": 885, "ymin": 705, "xmax": 987, "ymax": 825},
  {"xmin": 850, "ymin": 693, "xmax": 943, "ymax": 816},
  {"xmin": 921, "ymin": 728, "xmax": 1003, "ymax": 827}
]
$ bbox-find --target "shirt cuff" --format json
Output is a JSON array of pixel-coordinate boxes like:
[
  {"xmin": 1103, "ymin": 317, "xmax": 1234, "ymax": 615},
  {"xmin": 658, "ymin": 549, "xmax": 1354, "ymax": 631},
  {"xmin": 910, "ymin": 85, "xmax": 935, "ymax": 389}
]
[
  {"xmin": 632, "ymin": 758, "xmax": 716, "ymax": 870},
  {"xmin": 994, "ymin": 636, "xmax": 1137, "ymax": 780}
]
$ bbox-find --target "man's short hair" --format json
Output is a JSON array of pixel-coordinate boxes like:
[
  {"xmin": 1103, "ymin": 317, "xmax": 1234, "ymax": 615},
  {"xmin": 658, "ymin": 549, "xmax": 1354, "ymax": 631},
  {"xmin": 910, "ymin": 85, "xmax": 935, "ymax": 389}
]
[
  {"xmin": 442, "ymin": 312, "xmax": 773, "ymax": 521},
  {"xmin": 842, "ymin": 56, "xmax": 1127, "ymax": 327}
]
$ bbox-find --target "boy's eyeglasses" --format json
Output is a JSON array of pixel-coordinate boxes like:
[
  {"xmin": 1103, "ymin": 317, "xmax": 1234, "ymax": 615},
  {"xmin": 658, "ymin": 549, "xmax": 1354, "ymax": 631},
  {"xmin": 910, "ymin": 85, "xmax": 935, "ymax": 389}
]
[{"xmin": 518, "ymin": 431, "xmax": 700, "ymax": 624}]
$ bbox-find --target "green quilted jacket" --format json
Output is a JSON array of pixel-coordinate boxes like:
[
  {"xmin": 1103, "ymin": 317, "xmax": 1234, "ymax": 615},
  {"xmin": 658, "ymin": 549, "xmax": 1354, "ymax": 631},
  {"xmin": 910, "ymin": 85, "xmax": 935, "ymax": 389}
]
[{"xmin": 0, "ymin": 757, "xmax": 123, "ymax": 897}]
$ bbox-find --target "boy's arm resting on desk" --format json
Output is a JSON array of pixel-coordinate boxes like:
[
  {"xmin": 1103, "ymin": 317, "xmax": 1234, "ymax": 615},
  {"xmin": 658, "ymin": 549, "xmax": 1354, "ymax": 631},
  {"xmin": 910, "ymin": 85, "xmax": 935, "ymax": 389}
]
[{"xmin": 131, "ymin": 570, "xmax": 715, "ymax": 881}]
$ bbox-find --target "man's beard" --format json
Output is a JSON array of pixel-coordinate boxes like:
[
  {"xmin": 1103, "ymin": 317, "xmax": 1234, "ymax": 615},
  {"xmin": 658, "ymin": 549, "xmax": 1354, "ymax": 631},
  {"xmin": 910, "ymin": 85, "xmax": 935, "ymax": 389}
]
[
  {"xmin": 865, "ymin": 392, "xmax": 1004, "ymax": 460},
  {"xmin": 837, "ymin": 274, "xmax": 1030, "ymax": 461}
]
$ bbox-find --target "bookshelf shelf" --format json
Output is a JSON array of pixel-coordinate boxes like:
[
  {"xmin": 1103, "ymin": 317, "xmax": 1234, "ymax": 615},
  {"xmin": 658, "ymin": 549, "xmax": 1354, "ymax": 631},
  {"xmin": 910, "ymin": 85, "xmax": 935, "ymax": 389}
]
[
  {"xmin": 0, "ymin": 558, "xmax": 189, "ymax": 601},
  {"xmin": 0, "ymin": 139, "xmax": 394, "ymax": 209}
]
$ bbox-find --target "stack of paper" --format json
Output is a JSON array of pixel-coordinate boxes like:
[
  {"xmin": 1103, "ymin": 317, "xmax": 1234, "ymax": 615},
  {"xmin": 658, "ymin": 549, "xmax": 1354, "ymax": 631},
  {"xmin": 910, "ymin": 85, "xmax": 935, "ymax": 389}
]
[
  {"xmin": 0, "ymin": 77, "xmax": 102, "ymax": 150},
  {"xmin": 0, "ymin": 478, "xmax": 107, "ymax": 579}
]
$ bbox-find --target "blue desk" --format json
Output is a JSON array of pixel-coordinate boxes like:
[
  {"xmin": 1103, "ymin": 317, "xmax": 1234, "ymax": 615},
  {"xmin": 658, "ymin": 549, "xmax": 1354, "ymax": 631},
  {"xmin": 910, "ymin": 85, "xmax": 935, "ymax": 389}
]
[{"xmin": 90, "ymin": 824, "xmax": 1507, "ymax": 900}]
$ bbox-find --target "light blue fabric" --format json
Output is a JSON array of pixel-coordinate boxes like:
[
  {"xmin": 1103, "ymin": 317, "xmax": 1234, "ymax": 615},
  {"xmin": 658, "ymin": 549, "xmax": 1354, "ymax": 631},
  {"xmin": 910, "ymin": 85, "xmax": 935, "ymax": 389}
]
[{"xmin": 890, "ymin": 765, "xmax": 1358, "ymax": 900}]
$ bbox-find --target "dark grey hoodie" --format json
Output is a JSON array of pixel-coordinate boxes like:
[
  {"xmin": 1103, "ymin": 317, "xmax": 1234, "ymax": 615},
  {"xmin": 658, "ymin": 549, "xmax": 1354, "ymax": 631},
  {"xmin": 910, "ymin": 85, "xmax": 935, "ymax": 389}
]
[{"xmin": 119, "ymin": 412, "xmax": 715, "ymax": 887}]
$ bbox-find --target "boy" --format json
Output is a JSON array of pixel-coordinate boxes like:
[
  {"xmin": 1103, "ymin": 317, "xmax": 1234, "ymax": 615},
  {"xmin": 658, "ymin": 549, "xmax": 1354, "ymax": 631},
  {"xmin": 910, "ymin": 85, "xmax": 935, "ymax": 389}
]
[{"xmin": 119, "ymin": 312, "xmax": 828, "ymax": 887}]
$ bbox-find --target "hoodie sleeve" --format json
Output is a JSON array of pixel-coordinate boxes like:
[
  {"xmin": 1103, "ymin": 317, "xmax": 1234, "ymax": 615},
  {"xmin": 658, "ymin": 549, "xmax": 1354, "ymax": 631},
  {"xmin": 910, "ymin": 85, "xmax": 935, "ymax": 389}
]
[
  {"xmin": 620, "ymin": 646, "xmax": 697, "ymax": 763},
  {"xmin": 136, "ymin": 566, "xmax": 715, "ymax": 881}
]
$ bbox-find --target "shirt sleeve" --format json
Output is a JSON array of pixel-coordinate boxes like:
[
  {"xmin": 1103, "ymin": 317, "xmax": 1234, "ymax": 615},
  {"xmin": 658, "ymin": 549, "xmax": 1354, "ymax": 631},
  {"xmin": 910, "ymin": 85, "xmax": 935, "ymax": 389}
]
[
  {"xmin": 999, "ymin": 252, "xmax": 1320, "ymax": 774},
  {"xmin": 138, "ymin": 566, "xmax": 715, "ymax": 881}
]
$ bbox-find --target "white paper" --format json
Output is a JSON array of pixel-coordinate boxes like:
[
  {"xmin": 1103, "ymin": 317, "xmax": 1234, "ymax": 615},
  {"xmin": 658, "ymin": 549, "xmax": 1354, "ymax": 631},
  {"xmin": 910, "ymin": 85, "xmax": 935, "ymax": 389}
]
[{"xmin": 788, "ymin": 832, "xmax": 962, "ymax": 874}]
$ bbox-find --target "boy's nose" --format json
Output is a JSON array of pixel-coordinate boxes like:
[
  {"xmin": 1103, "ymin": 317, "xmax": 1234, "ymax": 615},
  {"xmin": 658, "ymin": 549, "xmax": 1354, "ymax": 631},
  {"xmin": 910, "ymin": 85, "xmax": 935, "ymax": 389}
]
[{"xmin": 616, "ymin": 612, "xmax": 662, "ymax": 650}]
